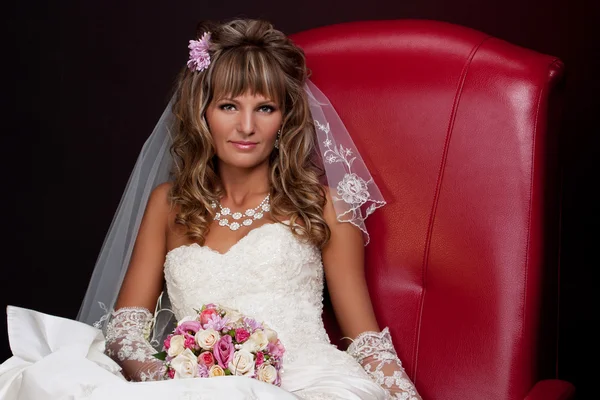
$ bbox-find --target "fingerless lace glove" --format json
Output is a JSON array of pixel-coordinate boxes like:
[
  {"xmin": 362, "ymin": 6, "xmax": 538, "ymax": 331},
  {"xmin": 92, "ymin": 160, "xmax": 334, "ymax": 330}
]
[
  {"xmin": 104, "ymin": 307, "xmax": 166, "ymax": 381},
  {"xmin": 347, "ymin": 328, "xmax": 422, "ymax": 400}
]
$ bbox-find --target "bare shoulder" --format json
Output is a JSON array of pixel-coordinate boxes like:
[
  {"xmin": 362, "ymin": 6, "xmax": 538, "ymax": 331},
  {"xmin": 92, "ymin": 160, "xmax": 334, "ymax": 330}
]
[
  {"xmin": 321, "ymin": 185, "xmax": 339, "ymax": 227},
  {"xmin": 151, "ymin": 181, "xmax": 173, "ymax": 201},
  {"xmin": 146, "ymin": 181, "xmax": 174, "ymax": 213},
  {"xmin": 320, "ymin": 184, "xmax": 363, "ymax": 247}
]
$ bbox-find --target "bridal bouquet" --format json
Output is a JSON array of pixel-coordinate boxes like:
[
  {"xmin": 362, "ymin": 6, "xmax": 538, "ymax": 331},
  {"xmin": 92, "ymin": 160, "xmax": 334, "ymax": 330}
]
[{"xmin": 154, "ymin": 303, "xmax": 285, "ymax": 385}]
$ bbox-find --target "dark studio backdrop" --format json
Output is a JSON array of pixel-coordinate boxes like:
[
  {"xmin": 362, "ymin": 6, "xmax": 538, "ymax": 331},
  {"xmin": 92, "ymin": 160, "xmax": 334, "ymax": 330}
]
[{"xmin": 4, "ymin": 0, "xmax": 598, "ymax": 398}]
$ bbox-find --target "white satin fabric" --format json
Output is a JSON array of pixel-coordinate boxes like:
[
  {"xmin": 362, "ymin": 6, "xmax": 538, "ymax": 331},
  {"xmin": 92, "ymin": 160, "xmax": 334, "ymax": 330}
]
[{"xmin": 0, "ymin": 223, "xmax": 387, "ymax": 400}]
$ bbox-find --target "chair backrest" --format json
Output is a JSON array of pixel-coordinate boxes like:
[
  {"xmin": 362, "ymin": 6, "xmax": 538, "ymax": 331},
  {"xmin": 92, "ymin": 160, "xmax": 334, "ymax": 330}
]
[{"xmin": 291, "ymin": 19, "xmax": 565, "ymax": 400}]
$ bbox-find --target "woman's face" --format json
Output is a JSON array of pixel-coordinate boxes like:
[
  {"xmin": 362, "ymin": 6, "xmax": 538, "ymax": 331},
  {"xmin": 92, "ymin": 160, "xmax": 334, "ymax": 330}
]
[{"xmin": 205, "ymin": 92, "xmax": 282, "ymax": 170}]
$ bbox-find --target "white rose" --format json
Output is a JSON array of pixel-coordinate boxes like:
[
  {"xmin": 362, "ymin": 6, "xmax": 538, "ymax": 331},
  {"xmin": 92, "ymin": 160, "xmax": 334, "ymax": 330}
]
[
  {"xmin": 241, "ymin": 330, "xmax": 269, "ymax": 353},
  {"xmin": 176, "ymin": 315, "xmax": 196, "ymax": 326},
  {"xmin": 257, "ymin": 364, "xmax": 277, "ymax": 384},
  {"xmin": 208, "ymin": 365, "xmax": 225, "ymax": 377},
  {"xmin": 263, "ymin": 328, "xmax": 278, "ymax": 343},
  {"xmin": 241, "ymin": 339, "xmax": 260, "ymax": 353},
  {"xmin": 228, "ymin": 350, "xmax": 255, "ymax": 376},
  {"xmin": 167, "ymin": 335, "xmax": 186, "ymax": 357},
  {"xmin": 222, "ymin": 307, "xmax": 244, "ymax": 324},
  {"xmin": 170, "ymin": 348, "xmax": 198, "ymax": 379},
  {"xmin": 245, "ymin": 330, "xmax": 269, "ymax": 351},
  {"xmin": 195, "ymin": 329, "xmax": 220, "ymax": 350}
]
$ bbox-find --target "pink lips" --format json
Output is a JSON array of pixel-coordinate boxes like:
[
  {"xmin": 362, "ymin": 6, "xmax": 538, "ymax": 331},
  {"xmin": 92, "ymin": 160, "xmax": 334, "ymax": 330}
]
[{"xmin": 230, "ymin": 141, "xmax": 258, "ymax": 150}]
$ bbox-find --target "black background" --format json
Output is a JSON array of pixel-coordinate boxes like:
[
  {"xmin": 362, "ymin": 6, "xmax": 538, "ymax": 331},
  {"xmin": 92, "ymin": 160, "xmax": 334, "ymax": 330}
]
[{"xmin": 4, "ymin": 1, "xmax": 598, "ymax": 398}]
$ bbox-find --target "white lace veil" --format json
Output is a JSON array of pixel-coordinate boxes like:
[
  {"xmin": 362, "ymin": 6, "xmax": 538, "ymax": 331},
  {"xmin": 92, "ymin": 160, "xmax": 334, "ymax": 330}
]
[
  {"xmin": 76, "ymin": 79, "xmax": 386, "ymax": 344},
  {"xmin": 305, "ymin": 80, "xmax": 386, "ymax": 243}
]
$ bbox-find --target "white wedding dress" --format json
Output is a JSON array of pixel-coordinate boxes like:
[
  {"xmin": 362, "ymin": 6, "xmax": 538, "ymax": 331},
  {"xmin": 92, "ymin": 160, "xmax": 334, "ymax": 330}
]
[{"xmin": 0, "ymin": 222, "xmax": 388, "ymax": 400}]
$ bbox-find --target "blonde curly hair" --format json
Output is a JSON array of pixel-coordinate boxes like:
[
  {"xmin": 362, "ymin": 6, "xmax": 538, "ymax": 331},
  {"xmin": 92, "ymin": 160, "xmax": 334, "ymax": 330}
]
[{"xmin": 168, "ymin": 18, "xmax": 330, "ymax": 247}]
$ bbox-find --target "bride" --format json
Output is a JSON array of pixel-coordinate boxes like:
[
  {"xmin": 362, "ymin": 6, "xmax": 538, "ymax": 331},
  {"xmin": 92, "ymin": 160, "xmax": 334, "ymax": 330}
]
[{"xmin": 0, "ymin": 18, "xmax": 422, "ymax": 400}]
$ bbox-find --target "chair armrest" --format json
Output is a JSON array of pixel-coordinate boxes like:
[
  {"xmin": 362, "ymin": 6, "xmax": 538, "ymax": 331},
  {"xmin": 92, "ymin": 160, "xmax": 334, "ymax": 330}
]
[{"xmin": 524, "ymin": 379, "xmax": 576, "ymax": 400}]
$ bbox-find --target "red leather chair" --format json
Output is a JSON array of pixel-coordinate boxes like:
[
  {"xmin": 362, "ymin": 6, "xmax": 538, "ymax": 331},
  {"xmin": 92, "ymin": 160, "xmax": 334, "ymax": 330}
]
[{"xmin": 291, "ymin": 20, "xmax": 574, "ymax": 400}]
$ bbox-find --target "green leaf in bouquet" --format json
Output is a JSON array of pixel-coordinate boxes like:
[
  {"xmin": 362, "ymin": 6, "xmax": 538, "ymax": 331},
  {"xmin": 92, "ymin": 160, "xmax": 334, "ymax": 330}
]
[
  {"xmin": 224, "ymin": 368, "xmax": 232, "ymax": 376},
  {"xmin": 153, "ymin": 351, "xmax": 167, "ymax": 361},
  {"xmin": 228, "ymin": 329, "xmax": 236, "ymax": 338}
]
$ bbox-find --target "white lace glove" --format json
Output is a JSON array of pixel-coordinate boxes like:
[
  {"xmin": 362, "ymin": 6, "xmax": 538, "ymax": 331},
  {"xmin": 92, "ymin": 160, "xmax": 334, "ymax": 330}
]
[
  {"xmin": 104, "ymin": 307, "xmax": 166, "ymax": 381},
  {"xmin": 346, "ymin": 328, "xmax": 422, "ymax": 400}
]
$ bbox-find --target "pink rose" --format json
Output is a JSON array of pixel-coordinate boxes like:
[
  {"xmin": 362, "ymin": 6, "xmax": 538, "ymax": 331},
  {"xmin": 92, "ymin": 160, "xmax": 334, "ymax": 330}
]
[
  {"xmin": 198, "ymin": 351, "xmax": 215, "ymax": 367},
  {"xmin": 175, "ymin": 320, "xmax": 202, "ymax": 335},
  {"xmin": 164, "ymin": 334, "xmax": 173, "ymax": 350},
  {"xmin": 213, "ymin": 334, "xmax": 234, "ymax": 368},
  {"xmin": 184, "ymin": 334, "xmax": 197, "ymax": 349},
  {"xmin": 255, "ymin": 351, "xmax": 264, "ymax": 367},
  {"xmin": 200, "ymin": 309, "xmax": 218, "ymax": 325},
  {"xmin": 235, "ymin": 328, "xmax": 250, "ymax": 343}
]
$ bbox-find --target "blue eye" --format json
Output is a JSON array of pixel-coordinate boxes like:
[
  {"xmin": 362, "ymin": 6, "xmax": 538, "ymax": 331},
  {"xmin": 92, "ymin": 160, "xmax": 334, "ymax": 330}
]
[
  {"xmin": 219, "ymin": 104, "xmax": 236, "ymax": 111},
  {"xmin": 258, "ymin": 105, "xmax": 276, "ymax": 113}
]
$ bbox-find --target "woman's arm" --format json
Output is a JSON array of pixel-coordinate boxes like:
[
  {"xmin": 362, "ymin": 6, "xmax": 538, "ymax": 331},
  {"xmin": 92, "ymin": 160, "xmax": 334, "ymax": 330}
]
[
  {"xmin": 114, "ymin": 182, "xmax": 172, "ymax": 311},
  {"xmin": 321, "ymin": 190, "xmax": 380, "ymax": 339},
  {"xmin": 321, "ymin": 189, "xmax": 422, "ymax": 399},
  {"xmin": 104, "ymin": 182, "xmax": 173, "ymax": 381}
]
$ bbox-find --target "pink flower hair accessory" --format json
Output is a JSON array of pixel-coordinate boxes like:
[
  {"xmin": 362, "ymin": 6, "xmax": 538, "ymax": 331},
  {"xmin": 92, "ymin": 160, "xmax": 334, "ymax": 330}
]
[{"xmin": 187, "ymin": 32, "xmax": 211, "ymax": 72}]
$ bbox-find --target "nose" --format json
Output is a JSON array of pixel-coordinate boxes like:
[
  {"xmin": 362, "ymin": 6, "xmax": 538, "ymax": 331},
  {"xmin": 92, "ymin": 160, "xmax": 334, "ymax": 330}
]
[{"xmin": 237, "ymin": 109, "xmax": 255, "ymax": 136}]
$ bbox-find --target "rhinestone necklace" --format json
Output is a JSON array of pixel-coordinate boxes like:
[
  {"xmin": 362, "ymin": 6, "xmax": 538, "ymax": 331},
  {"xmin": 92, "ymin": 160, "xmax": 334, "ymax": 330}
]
[{"xmin": 211, "ymin": 194, "xmax": 271, "ymax": 231}]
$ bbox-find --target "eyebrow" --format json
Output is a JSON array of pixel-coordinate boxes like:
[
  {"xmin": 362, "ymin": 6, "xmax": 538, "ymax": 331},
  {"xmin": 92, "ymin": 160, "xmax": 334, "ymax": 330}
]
[{"xmin": 216, "ymin": 97, "xmax": 277, "ymax": 106}]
